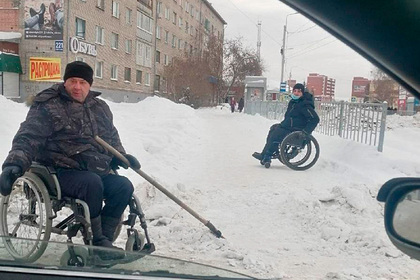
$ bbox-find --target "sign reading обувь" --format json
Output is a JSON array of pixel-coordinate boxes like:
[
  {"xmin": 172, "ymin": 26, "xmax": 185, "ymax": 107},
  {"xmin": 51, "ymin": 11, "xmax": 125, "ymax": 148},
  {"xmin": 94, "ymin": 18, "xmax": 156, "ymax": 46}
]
[{"xmin": 69, "ymin": 37, "xmax": 97, "ymax": 57}]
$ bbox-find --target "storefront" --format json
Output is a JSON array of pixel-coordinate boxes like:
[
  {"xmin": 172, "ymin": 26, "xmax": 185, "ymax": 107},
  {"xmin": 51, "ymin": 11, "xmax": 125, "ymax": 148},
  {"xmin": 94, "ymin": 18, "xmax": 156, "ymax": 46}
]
[{"xmin": 0, "ymin": 34, "xmax": 22, "ymax": 98}]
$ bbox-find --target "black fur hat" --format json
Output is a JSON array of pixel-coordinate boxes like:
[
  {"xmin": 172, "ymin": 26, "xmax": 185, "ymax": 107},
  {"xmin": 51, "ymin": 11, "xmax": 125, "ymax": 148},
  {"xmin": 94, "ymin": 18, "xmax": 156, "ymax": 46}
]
[
  {"xmin": 63, "ymin": 61, "xmax": 93, "ymax": 85},
  {"xmin": 293, "ymin": 83, "xmax": 305, "ymax": 92}
]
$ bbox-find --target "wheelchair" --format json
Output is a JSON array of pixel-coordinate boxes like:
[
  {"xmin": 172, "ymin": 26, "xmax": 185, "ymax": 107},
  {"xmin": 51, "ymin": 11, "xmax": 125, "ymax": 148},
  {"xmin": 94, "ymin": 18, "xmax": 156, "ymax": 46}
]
[
  {"xmin": 263, "ymin": 131, "xmax": 320, "ymax": 170},
  {"xmin": 0, "ymin": 163, "xmax": 155, "ymax": 265}
]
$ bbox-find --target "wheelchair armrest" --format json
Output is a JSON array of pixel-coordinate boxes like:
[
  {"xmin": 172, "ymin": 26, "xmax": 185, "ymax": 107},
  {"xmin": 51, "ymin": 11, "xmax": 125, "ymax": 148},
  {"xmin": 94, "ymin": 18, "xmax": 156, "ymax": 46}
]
[{"xmin": 28, "ymin": 163, "xmax": 60, "ymax": 199}]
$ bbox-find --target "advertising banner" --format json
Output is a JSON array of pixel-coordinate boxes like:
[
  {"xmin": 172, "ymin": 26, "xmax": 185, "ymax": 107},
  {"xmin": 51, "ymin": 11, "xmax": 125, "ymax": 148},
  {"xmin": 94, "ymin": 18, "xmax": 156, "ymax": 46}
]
[
  {"xmin": 29, "ymin": 57, "xmax": 61, "ymax": 81},
  {"xmin": 24, "ymin": 0, "xmax": 64, "ymax": 40}
]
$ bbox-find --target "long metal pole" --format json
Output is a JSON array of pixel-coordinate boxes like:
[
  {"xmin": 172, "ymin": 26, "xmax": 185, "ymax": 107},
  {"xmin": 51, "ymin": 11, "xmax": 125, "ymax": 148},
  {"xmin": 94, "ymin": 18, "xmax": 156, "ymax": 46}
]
[
  {"xmin": 94, "ymin": 136, "xmax": 224, "ymax": 238},
  {"xmin": 280, "ymin": 24, "xmax": 287, "ymax": 85},
  {"xmin": 281, "ymin": 12, "xmax": 298, "ymax": 87}
]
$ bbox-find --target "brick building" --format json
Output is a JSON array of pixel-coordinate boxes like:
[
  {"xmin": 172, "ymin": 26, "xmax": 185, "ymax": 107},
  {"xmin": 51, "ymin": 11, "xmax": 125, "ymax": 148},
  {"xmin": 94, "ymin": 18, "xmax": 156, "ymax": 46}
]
[
  {"xmin": 0, "ymin": 0, "xmax": 225, "ymax": 102},
  {"xmin": 351, "ymin": 76, "xmax": 370, "ymax": 102},
  {"xmin": 306, "ymin": 73, "xmax": 335, "ymax": 101},
  {"xmin": 154, "ymin": 0, "xmax": 225, "ymax": 94}
]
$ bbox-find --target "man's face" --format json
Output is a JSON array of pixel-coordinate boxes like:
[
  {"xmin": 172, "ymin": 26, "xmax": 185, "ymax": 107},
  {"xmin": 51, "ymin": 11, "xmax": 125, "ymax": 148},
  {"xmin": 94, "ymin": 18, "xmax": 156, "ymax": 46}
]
[
  {"xmin": 64, "ymin": 77, "xmax": 90, "ymax": 103},
  {"xmin": 293, "ymin": 88, "xmax": 303, "ymax": 98}
]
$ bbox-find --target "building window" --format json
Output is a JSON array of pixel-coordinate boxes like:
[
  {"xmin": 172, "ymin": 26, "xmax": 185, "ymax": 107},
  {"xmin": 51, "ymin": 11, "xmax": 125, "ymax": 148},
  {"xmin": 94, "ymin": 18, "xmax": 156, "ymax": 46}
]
[
  {"xmin": 157, "ymin": 2, "xmax": 162, "ymax": 15},
  {"xmin": 156, "ymin": 26, "xmax": 161, "ymax": 39},
  {"xmin": 178, "ymin": 38, "xmax": 182, "ymax": 49},
  {"xmin": 204, "ymin": 18, "xmax": 210, "ymax": 32},
  {"xmin": 172, "ymin": 12, "xmax": 177, "ymax": 24},
  {"xmin": 164, "ymin": 54, "xmax": 169, "ymax": 65},
  {"xmin": 95, "ymin": 26, "xmax": 104, "ymax": 44},
  {"xmin": 178, "ymin": 17, "xmax": 182, "ymax": 28},
  {"xmin": 156, "ymin": 50, "xmax": 160, "ymax": 63},
  {"xmin": 185, "ymin": 21, "xmax": 189, "ymax": 33},
  {"xmin": 124, "ymin": 67, "xmax": 131, "ymax": 82},
  {"xmin": 136, "ymin": 41, "xmax": 152, "ymax": 67},
  {"xmin": 125, "ymin": 39, "xmax": 132, "ymax": 53},
  {"xmin": 172, "ymin": 34, "xmax": 176, "ymax": 48},
  {"xmin": 126, "ymin": 8, "xmax": 132, "ymax": 24},
  {"xmin": 164, "ymin": 7, "xmax": 170, "ymax": 20},
  {"xmin": 137, "ymin": 11, "xmax": 152, "ymax": 33},
  {"xmin": 112, "ymin": 1, "xmax": 119, "ymax": 18},
  {"xmin": 97, "ymin": 0, "xmax": 105, "ymax": 9},
  {"xmin": 154, "ymin": 75, "xmax": 160, "ymax": 91},
  {"xmin": 164, "ymin": 30, "xmax": 169, "ymax": 44},
  {"xmin": 111, "ymin": 32, "xmax": 119, "ymax": 49},
  {"xmin": 75, "ymin": 17, "xmax": 86, "ymax": 38},
  {"xmin": 136, "ymin": 70, "xmax": 142, "ymax": 84},
  {"xmin": 145, "ymin": 72, "xmax": 150, "ymax": 86},
  {"xmin": 111, "ymin": 65, "xmax": 118, "ymax": 80},
  {"xmin": 95, "ymin": 61, "xmax": 103, "ymax": 78}
]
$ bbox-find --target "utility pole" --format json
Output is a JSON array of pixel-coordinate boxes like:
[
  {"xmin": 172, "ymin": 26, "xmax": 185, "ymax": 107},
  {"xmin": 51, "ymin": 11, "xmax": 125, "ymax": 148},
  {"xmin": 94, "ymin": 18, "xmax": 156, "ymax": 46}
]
[
  {"xmin": 280, "ymin": 12, "xmax": 298, "ymax": 88},
  {"xmin": 280, "ymin": 24, "xmax": 286, "ymax": 84},
  {"xmin": 257, "ymin": 21, "xmax": 262, "ymax": 62}
]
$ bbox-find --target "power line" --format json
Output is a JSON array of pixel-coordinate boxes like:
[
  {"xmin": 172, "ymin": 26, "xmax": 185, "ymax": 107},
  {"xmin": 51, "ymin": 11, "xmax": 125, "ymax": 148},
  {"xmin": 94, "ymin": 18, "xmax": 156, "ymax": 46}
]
[
  {"xmin": 288, "ymin": 35, "xmax": 332, "ymax": 48},
  {"xmin": 224, "ymin": 0, "xmax": 283, "ymax": 46},
  {"xmin": 287, "ymin": 39, "xmax": 338, "ymax": 59},
  {"xmin": 288, "ymin": 24, "xmax": 317, "ymax": 36}
]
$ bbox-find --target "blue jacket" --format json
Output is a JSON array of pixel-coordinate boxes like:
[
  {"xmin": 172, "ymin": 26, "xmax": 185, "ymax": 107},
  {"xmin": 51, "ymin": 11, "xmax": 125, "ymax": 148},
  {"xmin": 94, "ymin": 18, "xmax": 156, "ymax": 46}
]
[{"xmin": 280, "ymin": 92, "xmax": 320, "ymax": 133}]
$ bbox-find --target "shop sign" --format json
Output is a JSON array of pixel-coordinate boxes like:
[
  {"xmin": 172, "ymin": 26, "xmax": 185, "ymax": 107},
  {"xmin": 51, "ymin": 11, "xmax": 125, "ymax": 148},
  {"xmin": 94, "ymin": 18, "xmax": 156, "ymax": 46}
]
[
  {"xmin": 29, "ymin": 57, "xmax": 61, "ymax": 81},
  {"xmin": 69, "ymin": 37, "xmax": 97, "ymax": 56}
]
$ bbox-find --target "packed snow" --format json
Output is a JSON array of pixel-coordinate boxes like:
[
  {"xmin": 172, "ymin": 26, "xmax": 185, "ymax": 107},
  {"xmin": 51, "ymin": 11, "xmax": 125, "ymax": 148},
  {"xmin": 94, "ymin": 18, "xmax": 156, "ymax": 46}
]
[{"xmin": 1, "ymin": 94, "xmax": 420, "ymax": 279}]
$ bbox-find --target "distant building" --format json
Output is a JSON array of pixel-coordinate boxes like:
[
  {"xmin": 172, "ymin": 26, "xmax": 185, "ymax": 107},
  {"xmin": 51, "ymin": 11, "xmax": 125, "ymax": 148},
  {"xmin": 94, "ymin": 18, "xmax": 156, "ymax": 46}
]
[
  {"xmin": 0, "ymin": 0, "xmax": 225, "ymax": 102},
  {"xmin": 287, "ymin": 79, "xmax": 296, "ymax": 90},
  {"xmin": 306, "ymin": 73, "xmax": 335, "ymax": 101},
  {"xmin": 352, "ymin": 77, "xmax": 370, "ymax": 102}
]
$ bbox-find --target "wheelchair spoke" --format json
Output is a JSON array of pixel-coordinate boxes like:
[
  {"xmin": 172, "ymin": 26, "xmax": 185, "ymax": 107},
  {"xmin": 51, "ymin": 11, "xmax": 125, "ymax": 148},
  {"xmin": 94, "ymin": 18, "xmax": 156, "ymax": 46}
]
[{"xmin": 10, "ymin": 221, "xmax": 22, "ymax": 237}]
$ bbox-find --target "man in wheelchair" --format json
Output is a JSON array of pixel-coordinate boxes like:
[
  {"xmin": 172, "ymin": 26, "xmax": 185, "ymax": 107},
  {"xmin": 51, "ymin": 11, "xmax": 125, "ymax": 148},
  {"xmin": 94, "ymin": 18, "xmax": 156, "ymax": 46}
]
[
  {"xmin": 0, "ymin": 61, "xmax": 140, "ymax": 254},
  {"xmin": 252, "ymin": 83, "xmax": 320, "ymax": 165}
]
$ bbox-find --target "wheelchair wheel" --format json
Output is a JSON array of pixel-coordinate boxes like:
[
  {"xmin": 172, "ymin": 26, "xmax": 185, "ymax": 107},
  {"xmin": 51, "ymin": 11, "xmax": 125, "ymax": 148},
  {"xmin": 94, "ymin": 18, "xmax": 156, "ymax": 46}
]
[
  {"xmin": 0, "ymin": 172, "xmax": 52, "ymax": 262},
  {"xmin": 279, "ymin": 132, "xmax": 320, "ymax": 171},
  {"xmin": 125, "ymin": 230, "xmax": 145, "ymax": 251},
  {"xmin": 60, "ymin": 246, "xmax": 89, "ymax": 267}
]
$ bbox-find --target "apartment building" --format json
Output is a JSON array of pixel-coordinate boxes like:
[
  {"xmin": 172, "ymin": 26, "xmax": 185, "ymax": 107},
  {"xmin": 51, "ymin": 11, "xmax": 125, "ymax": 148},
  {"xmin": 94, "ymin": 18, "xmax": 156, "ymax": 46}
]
[
  {"xmin": 154, "ymin": 0, "xmax": 225, "ymax": 93},
  {"xmin": 351, "ymin": 76, "xmax": 370, "ymax": 102},
  {"xmin": 1, "ymin": 0, "xmax": 225, "ymax": 102},
  {"xmin": 306, "ymin": 73, "xmax": 335, "ymax": 101}
]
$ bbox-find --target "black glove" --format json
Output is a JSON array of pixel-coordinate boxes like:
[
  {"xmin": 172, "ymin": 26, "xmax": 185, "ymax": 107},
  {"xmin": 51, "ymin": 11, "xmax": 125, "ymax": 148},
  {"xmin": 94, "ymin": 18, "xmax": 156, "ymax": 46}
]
[
  {"xmin": 111, "ymin": 154, "xmax": 141, "ymax": 170},
  {"xmin": 0, "ymin": 166, "xmax": 22, "ymax": 196}
]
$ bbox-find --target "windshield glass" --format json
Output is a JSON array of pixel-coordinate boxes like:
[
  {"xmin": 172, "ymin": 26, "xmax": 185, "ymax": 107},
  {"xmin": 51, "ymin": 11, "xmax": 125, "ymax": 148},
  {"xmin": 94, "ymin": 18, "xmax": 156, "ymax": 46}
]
[{"xmin": 0, "ymin": 237, "xmax": 254, "ymax": 279}]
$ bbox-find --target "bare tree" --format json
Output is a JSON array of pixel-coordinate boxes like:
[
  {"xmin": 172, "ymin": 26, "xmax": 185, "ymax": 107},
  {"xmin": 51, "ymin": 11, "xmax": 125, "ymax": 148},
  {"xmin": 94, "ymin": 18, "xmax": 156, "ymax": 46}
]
[
  {"xmin": 371, "ymin": 68, "xmax": 399, "ymax": 107},
  {"xmin": 163, "ymin": 34, "xmax": 223, "ymax": 108},
  {"xmin": 222, "ymin": 37, "xmax": 265, "ymax": 100}
]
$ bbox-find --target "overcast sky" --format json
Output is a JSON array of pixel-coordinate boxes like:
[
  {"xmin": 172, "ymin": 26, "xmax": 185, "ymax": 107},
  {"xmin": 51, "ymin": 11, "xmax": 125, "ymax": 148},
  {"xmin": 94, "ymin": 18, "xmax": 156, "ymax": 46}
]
[{"xmin": 209, "ymin": 0, "xmax": 375, "ymax": 100}]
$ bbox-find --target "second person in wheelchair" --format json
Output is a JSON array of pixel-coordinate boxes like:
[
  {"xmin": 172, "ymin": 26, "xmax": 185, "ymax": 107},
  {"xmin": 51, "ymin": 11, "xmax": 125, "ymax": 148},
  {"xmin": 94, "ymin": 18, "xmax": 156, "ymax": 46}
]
[
  {"xmin": 252, "ymin": 83, "xmax": 320, "ymax": 165},
  {"xmin": 0, "ymin": 61, "xmax": 140, "ymax": 252}
]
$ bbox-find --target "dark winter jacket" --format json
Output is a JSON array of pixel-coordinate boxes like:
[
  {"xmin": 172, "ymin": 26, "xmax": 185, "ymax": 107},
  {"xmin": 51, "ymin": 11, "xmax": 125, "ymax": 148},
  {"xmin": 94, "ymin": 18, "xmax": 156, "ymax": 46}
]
[
  {"xmin": 2, "ymin": 83, "xmax": 125, "ymax": 175},
  {"xmin": 238, "ymin": 98, "xmax": 244, "ymax": 110},
  {"xmin": 280, "ymin": 92, "xmax": 320, "ymax": 133}
]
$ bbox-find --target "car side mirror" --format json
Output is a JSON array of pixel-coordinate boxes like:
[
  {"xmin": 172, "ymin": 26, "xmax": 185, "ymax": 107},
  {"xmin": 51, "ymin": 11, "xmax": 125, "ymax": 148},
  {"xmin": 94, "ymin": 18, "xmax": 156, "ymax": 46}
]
[{"xmin": 377, "ymin": 177, "xmax": 420, "ymax": 261}]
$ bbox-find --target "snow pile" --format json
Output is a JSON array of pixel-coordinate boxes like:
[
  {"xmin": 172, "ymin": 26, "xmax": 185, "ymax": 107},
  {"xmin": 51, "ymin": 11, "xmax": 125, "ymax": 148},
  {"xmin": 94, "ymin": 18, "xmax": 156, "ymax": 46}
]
[{"xmin": 1, "ymin": 94, "xmax": 419, "ymax": 279}]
